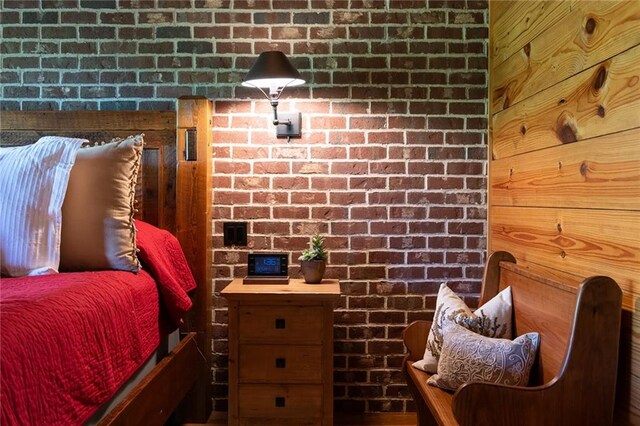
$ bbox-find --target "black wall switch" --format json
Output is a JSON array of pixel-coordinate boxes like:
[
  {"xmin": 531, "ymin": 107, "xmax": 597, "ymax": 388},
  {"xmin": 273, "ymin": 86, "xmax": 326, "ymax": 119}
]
[{"xmin": 223, "ymin": 222, "xmax": 248, "ymax": 246}]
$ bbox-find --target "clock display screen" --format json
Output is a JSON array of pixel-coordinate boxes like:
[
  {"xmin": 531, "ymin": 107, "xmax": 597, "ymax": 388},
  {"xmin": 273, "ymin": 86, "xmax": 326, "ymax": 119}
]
[{"xmin": 254, "ymin": 256, "xmax": 281, "ymax": 274}]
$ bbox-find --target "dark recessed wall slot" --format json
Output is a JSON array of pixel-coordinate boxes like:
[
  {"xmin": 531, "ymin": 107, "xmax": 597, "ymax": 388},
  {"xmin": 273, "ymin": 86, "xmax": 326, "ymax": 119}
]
[{"xmin": 223, "ymin": 222, "xmax": 247, "ymax": 246}]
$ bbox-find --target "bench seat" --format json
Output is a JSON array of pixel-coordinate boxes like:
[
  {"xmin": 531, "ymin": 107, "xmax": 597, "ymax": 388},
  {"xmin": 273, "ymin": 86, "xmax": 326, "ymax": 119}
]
[{"xmin": 402, "ymin": 251, "xmax": 622, "ymax": 426}]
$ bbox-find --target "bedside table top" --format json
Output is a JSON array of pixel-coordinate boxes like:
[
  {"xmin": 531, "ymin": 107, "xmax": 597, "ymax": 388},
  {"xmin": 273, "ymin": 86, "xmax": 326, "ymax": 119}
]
[{"xmin": 221, "ymin": 278, "xmax": 341, "ymax": 301}]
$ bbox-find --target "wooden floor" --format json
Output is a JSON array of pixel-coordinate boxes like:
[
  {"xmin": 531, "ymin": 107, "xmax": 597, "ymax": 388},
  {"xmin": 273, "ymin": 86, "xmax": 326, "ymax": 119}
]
[{"xmin": 189, "ymin": 412, "xmax": 417, "ymax": 425}]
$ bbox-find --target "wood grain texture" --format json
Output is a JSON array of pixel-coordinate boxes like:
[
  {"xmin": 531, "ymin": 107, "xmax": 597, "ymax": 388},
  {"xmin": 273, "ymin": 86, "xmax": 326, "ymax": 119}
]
[
  {"xmin": 238, "ymin": 384, "xmax": 323, "ymax": 419},
  {"xmin": 492, "ymin": 1, "xmax": 640, "ymax": 113},
  {"xmin": 222, "ymin": 279, "xmax": 340, "ymax": 426},
  {"xmin": 0, "ymin": 129, "xmax": 177, "ymax": 232},
  {"xmin": 490, "ymin": 0, "xmax": 575, "ymax": 67},
  {"xmin": 490, "ymin": 206, "xmax": 640, "ymax": 310},
  {"xmin": 491, "ymin": 128, "xmax": 640, "ymax": 210},
  {"xmin": 489, "ymin": 1, "xmax": 640, "ymax": 422},
  {"xmin": 175, "ymin": 97, "xmax": 214, "ymax": 421},
  {"xmin": 492, "ymin": 43, "xmax": 640, "ymax": 159},
  {"xmin": 0, "ymin": 110, "xmax": 175, "ymax": 131},
  {"xmin": 97, "ymin": 333, "xmax": 204, "ymax": 426}
]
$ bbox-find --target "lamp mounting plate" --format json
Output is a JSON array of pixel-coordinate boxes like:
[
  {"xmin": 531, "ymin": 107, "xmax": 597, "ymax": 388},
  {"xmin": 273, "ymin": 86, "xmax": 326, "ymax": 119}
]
[{"xmin": 276, "ymin": 112, "xmax": 302, "ymax": 139}]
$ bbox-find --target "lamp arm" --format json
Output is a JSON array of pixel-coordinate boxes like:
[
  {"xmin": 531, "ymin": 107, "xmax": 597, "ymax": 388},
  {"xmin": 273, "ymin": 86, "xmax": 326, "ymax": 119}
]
[{"xmin": 269, "ymin": 91, "xmax": 291, "ymax": 126}]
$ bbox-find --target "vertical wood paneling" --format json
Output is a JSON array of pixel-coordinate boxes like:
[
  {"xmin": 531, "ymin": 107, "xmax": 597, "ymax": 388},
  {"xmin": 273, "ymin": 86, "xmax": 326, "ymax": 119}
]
[
  {"xmin": 175, "ymin": 97, "xmax": 213, "ymax": 421},
  {"xmin": 489, "ymin": 0, "xmax": 640, "ymax": 422}
]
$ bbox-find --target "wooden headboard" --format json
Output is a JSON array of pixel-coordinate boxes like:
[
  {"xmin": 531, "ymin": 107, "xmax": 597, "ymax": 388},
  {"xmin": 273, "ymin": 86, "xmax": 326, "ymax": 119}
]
[
  {"xmin": 0, "ymin": 110, "xmax": 177, "ymax": 232},
  {"xmin": 0, "ymin": 97, "xmax": 213, "ymax": 420}
]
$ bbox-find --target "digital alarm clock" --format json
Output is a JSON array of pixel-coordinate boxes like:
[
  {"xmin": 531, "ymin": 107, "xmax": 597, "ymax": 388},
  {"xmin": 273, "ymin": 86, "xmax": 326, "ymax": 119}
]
[{"xmin": 244, "ymin": 253, "xmax": 289, "ymax": 284}]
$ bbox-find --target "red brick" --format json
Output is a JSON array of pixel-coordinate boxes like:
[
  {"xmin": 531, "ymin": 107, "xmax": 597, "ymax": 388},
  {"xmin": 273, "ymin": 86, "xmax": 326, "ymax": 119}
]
[
  {"xmin": 349, "ymin": 266, "xmax": 386, "ymax": 280},
  {"xmin": 272, "ymin": 206, "xmax": 309, "ymax": 220},
  {"xmin": 369, "ymin": 162, "xmax": 406, "ymax": 175},
  {"xmin": 370, "ymin": 221, "xmax": 407, "ymax": 234},
  {"xmin": 272, "ymin": 176, "xmax": 309, "ymax": 190},
  {"xmin": 349, "ymin": 177, "xmax": 386, "ymax": 190},
  {"xmin": 232, "ymin": 206, "xmax": 270, "ymax": 219},
  {"xmin": 350, "ymin": 206, "xmax": 388, "ymax": 220},
  {"xmin": 214, "ymin": 160, "xmax": 250, "ymax": 174},
  {"xmin": 331, "ymin": 222, "xmax": 368, "ymax": 236},
  {"xmin": 369, "ymin": 251, "xmax": 405, "ymax": 264},
  {"xmin": 290, "ymin": 192, "xmax": 328, "ymax": 204},
  {"xmin": 234, "ymin": 176, "xmax": 269, "ymax": 190},
  {"xmin": 252, "ymin": 161, "xmax": 290, "ymax": 174},
  {"xmin": 368, "ymin": 192, "xmax": 406, "ymax": 205},
  {"xmin": 328, "ymin": 131, "xmax": 366, "ymax": 144},
  {"xmin": 312, "ymin": 207, "xmax": 348, "ymax": 220},
  {"xmin": 310, "ymin": 146, "xmax": 347, "ymax": 159},
  {"xmin": 310, "ymin": 177, "xmax": 348, "ymax": 191},
  {"xmin": 330, "ymin": 191, "xmax": 366, "ymax": 205},
  {"xmin": 331, "ymin": 161, "xmax": 368, "ymax": 175},
  {"xmin": 252, "ymin": 192, "xmax": 288, "ymax": 204},
  {"xmin": 367, "ymin": 131, "xmax": 404, "ymax": 144}
]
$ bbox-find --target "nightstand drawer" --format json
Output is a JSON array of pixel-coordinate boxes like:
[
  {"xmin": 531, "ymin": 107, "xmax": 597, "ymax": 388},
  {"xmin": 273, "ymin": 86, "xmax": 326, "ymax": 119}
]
[
  {"xmin": 239, "ymin": 306, "xmax": 323, "ymax": 344},
  {"xmin": 238, "ymin": 384, "xmax": 323, "ymax": 419},
  {"xmin": 239, "ymin": 344, "xmax": 322, "ymax": 383}
]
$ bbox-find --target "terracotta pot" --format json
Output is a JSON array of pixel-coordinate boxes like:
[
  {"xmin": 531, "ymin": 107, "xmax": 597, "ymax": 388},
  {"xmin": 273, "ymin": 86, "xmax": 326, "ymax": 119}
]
[{"xmin": 300, "ymin": 260, "xmax": 326, "ymax": 284}]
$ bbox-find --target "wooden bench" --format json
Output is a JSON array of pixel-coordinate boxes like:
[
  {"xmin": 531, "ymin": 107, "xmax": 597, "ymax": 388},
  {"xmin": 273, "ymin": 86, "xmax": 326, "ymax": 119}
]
[{"xmin": 402, "ymin": 251, "xmax": 622, "ymax": 426}]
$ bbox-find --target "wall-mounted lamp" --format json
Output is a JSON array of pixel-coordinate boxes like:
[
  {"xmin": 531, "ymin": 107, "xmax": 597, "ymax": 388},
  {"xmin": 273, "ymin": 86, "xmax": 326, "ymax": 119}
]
[{"xmin": 241, "ymin": 51, "xmax": 305, "ymax": 139}]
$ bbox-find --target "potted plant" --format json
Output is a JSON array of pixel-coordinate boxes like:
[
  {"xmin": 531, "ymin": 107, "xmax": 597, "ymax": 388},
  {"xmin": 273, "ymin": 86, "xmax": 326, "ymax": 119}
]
[{"xmin": 299, "ymin": 233, "xmax": 327, "ymax": 284}]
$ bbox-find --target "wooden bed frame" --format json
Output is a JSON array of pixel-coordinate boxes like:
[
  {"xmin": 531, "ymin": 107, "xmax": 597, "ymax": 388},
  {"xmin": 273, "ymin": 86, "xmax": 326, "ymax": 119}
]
[{"xmin": 0, "ymin": 97, "xmax": 213, "ymax": 424}]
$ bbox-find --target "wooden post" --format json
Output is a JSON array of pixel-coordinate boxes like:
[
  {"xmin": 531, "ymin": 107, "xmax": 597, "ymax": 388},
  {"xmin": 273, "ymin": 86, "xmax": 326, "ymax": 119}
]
[{"xmin": 176, "ymin": 96, "xmax": 213, "ymax": 422}]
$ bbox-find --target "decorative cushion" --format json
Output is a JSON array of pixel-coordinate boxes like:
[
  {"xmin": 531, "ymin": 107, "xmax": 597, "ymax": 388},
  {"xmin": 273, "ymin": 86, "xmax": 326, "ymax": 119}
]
[
  {"xmin": 59, "ymin": 135, "xmax": 143, "ymax": 272},
  {"xmin": 413, "ymin": 283, "xmax": 512, "ymax": 373},
  {"xmin": 0, "ymin": 136, "xmax": 85, "ymax": 277},
  {"xmin": 427, "ymin": 324, "xmax": 540, "ymax": 391}
]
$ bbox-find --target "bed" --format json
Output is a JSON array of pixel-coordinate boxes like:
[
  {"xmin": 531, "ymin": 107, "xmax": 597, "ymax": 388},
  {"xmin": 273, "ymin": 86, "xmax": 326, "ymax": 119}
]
[{"xmin": 0, "ymin": 97, "xmax": 213, "ymax": 425}]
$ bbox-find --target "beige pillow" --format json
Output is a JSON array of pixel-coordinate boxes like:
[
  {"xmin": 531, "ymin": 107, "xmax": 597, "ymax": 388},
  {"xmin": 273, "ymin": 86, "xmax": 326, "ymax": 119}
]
[
  {"xmin": 427, "ymin": 324, "xmax": 539, "ymax": 391},
  {"xmin": 413, "ymin": 284, "xmax": 513, "ymax": 373},
  {"xmin": 59, "ymin": 135, "xmax": 143, "ymax": 272}
]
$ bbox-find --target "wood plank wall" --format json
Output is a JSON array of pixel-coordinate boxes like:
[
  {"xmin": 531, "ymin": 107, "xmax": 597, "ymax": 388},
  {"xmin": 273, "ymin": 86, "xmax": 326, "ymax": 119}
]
[{"xmin": 488, "ymin": 1, "xmax": 640, "ymax": 423}]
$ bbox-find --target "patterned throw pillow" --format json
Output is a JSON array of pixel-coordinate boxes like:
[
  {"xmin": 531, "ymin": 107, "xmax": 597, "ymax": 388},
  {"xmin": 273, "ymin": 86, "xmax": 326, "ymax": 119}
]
[
  {"xmin": 427, "ymin": 324, "xmax": 540, "ymax": 391},
  {"xmin": 413, "ymin": 284, "xmax": 512, "ymax": 373}
]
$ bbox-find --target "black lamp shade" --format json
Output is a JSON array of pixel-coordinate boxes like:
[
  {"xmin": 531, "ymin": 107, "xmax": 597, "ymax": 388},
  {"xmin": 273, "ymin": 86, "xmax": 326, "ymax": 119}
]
[{"xmin": 241, "ymin": 51, "xmax": 305, "ymax": 90}]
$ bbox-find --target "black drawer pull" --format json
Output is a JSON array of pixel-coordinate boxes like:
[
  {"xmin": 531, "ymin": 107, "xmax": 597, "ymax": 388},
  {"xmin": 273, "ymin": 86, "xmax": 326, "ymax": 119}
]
[
  {"xmin": 275, "ymin": 396, "xmax": 285, "ymax": 407},
  {"xmin": 275, "ymin": 318, "xmax": 286, "ymax": 329},
  {"xmin": 275, "ymin": 357, "xmax": 286, "ymax": 368}
]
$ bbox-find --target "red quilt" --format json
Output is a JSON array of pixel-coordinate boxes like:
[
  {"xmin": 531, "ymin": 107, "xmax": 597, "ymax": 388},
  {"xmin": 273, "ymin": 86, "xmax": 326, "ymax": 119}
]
[{"xmin": 0, "ymin": 222, "xmax": 196, "ymax": 426}]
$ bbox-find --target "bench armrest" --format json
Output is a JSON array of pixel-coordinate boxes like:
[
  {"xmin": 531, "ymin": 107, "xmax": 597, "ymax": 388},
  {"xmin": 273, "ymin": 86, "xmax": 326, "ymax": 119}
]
[
  {"xmin": 453, "ymin": 381, "xmax": 548, "ymax": 426},
  {"xmin": 402, "ymin": 320, "xmax": 431, "ymax": 362}
]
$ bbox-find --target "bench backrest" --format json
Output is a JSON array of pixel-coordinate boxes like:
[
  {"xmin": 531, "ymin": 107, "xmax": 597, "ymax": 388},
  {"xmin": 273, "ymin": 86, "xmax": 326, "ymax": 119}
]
[
  {"xmin": 498, "ymin": 261, "xmax": 578, "ymax": 385},
  {"xmin": 479, "ymin": 252, "xmax": 581, "ymax": 385}
]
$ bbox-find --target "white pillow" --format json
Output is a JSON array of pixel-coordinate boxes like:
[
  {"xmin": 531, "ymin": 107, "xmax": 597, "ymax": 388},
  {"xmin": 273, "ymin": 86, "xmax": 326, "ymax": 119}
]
[
  {"xmin": 413, "ymin": 284, "xmax": 513, "ymax": 373},
  {"xmin": 0, "ymin": 136, "xmax": 85, "ymax": 276},
  {"xmin": 427, "ymin": 323, "xmax": 539, "ymax": 391}
]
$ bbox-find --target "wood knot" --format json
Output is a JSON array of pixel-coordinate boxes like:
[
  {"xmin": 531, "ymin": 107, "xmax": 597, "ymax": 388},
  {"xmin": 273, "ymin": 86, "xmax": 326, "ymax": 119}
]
[
  {"xmin": 594, "ymin": 66, "xmax": 607, "ymax": 91},
  {"xmin": 580, "ymin": 161, "xmax": 589, "ymax": 176},
  {"xmin": 560, "ymin": 250, "xmax": 567, "ymax": 259},
  {"xmin": 520, "ymin": 125, "xmax": 527, "ymax": 136},
  {"xmin": 557, "ymin": 223, "xmax": 562, "ymax": 233},
  {"xmin": 597, "ymin": 105, "xmax": 606, "ymax": 117},
  {"xmin": 523, "ymin": 43, "xmax": 531, "ymax": 57},
  {"xmin": 558, "ymin": 98, "xmax": 566, "ymax": 105},
  {"xmin": 556, "ymin": 112, "xmax": 578, "ymax": 144},
  {"xmin": 585, "ymin": 17, "xmax": 596, "ymax": 34}
]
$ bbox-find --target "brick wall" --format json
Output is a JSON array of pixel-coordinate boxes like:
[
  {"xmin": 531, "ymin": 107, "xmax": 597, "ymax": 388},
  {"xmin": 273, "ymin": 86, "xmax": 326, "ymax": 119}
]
[{"xmin": 0, "ymin": 0, "xmax": 489, "ymax": 414}]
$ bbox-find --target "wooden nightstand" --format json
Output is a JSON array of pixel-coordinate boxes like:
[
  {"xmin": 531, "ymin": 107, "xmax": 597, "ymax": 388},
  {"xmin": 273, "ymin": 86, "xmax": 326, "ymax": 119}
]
[{"xmin": 221, "ymin": 278, "xmax": 341, "ymax": 426}]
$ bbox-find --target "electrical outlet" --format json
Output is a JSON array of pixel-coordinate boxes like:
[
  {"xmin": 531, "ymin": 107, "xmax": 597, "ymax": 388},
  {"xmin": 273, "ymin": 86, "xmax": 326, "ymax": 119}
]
[{"xmin": 223, "ymin": 222, "xmax": 247, "ymax": 246}]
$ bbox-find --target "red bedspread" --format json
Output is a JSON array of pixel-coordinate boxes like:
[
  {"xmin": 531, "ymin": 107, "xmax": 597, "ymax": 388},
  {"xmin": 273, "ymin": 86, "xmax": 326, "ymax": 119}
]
[{"xmin": 0, "ymin": 222, "xmax": 196, "ymax": 426}]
